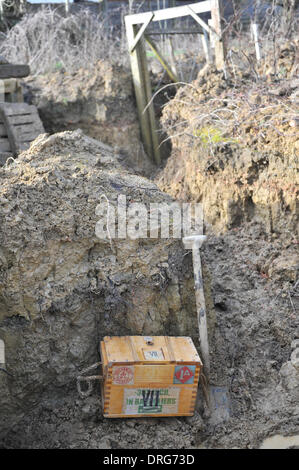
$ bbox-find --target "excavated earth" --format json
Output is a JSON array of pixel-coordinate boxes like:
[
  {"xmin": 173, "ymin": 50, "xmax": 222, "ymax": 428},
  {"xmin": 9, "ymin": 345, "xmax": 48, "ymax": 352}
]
[
  {"xmin": 156, "ymin": 64, "xmax": 299, "ymax": 235},
  {"xmin": 0, "ymin": 44, "xmax": 298, "ymax": 448},
  {"xmin": 0, "ymin": 130, "xmax": 206, "ymax": 443},
  {"xmin": 23, "ymin": 60, "xmax": 154, "ymax": 176}
]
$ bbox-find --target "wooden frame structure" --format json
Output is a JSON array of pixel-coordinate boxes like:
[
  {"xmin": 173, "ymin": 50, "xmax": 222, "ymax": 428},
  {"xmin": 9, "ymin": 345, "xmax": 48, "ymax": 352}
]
[{"xmin": 125, "ymin": 0, "xmax": 226, "ymax": 165}]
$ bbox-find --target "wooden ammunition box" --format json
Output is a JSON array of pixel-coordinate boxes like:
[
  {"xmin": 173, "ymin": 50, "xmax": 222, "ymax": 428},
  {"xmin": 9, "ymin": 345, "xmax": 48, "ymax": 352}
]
[{"xmin": 100, "ymin": 336, "xmax": 202, "ymax": 418}]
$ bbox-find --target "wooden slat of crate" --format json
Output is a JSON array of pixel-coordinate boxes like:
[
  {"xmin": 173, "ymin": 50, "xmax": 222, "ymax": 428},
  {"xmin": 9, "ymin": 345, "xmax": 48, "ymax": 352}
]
[
  {"xmin": 7, "ymin": 114, "xmax": 40, "ymax": 125},
  {"xmin": 0, "ymin": 103, "xmax": 44, "ymax": 154},
  {"xmin": 1, "ymin": 103, "xmax": 39, "ymax": 117},
  {"xmin": 0, "ymin": 64, "xmax": 30, "ymax": 79},
  {"xmin": 13, "ymin": 125, "xmax": 45, "ymax": 141},
  {"xmin": 0, "ymin": 138, "xmax": 11, "ymax": 152},
  {"xmin": 105, "ymin": 382, "xmax": 198, "ymax": 417},
  {"xmin": 133, "ymin": 364, "xmax": 174, "ymax": 385},
  {"xmin": 0, "ymin": 123, "xmax": 7, "ymax": 137},
  {"xmin": 2, "ymin": 78, "xmax": 18, "ymax": 94},
  {"xmin": 103, "ymin": 336, "xmax": 201, "ymax": 364},
  {"xmin": 0, "ymin": 119, "xmax": 10, "ymax": 152}
]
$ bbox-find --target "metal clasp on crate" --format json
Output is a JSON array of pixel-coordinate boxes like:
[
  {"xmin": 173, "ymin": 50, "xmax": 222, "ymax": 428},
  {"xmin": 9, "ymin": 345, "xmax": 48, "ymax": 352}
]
[{"xmin": 76, "ymin": 361, "xmax": 103, "ymax": 398}]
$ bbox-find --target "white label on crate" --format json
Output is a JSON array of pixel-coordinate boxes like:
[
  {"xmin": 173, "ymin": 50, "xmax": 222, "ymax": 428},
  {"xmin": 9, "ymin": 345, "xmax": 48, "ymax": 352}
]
[
  {"xmin": 123, "ymin": 387, "xmax": 180, "ymax": 415},
  {"xmin": 143, "ymin": 349, "xmax": 164, "ymax": 361},
  {"xmin": 112, "ymin": 366, "xmax": 134, "ymax": 385}
]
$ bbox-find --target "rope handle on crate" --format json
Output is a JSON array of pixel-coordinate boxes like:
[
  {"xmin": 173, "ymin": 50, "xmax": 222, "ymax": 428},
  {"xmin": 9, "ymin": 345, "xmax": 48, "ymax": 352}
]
[{"xmin": 77, "ymin": 361, "xmax": 103, "ymax": 398}]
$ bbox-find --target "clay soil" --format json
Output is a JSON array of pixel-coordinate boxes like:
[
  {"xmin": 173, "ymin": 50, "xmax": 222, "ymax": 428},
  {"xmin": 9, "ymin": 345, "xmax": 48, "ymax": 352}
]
[
  {"xmin": 1, "ymin": 223, "xmax": 298, "ymax": 449},
  {"xmin": 0, "ymin": 39, "xmax": 298, "ymax": 450}
]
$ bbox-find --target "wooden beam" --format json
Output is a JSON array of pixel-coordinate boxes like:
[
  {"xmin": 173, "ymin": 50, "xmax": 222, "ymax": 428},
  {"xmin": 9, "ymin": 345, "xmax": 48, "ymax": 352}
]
[
  {"xmin": 144, "ymin": 35, "xmax": 179, "ymax": 83},
  {"xmin": 140, "ymin": 34, "xmax": 161, "ymax": 166},
  {"xmin": 187, "ymin": 5, "xmax": 212, "ymax": 35},
  {"xmin": 125, "ymin": 18, "xmax": 161, "ymax": 164},
  {"xmin": 0, "ymin": 64, "xmax": 30, "ymax": 79},
  {"xmin": 130, "ymin": 13, "xmax": 154, "ymax": 53},
  {"xmin": 125, "ymin": 1, "xmax": 212, "ymax": 25},
  {"xmin": 211, "ymin": 0, "xmax": 226, "ymax": 71},
  {"xmin": 201, "ymin": 31, "xmax": 212, "ymax": 64}
]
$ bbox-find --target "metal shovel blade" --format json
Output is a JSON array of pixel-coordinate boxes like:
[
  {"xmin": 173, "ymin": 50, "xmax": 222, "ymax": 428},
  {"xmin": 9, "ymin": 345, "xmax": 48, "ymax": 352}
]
[{"xmin": 209, "ymin": 385, "xmax": 230, "ymax": 425}]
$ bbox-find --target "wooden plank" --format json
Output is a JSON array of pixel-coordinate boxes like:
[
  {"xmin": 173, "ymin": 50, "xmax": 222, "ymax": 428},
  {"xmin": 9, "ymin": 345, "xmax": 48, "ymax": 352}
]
[
  {"xmin": 187, "ymin": 5, "xmax": 215, "ymax": 36},
  {"xmin": 18, "ymin": 134, "xmax": 43, "ymax": 144},
  {"xmin": 144, "ymin": 35, "xmax": 179, "ymax": 83},
  {"xmin": 8, "ymin": 113, "xmax": 41, "ymax": 125},
  {"xmin": 169, "ymin": 337, "xmax": 202, "ymax": 363},
  {"xmin": 132, "ymin": 336, "xmax": 170, "ymax": 362},
  {"xmin": 0, "ymin": 64, "xmax": 30, "ymax": 79},
  {"xmin": 125, "ymin": 1, "xmax": 212, "ymax": 25},
  {"xmin": 125, "ymin": 18, "xmax": 156, "ymax": 163},
  {"xmin": 2, "ymin": 79, "xmax": 18, "ymax": 94},
  {"xmin": 211, "ymin": 0, "xmax": 226, "ymax": 71},
  {"xmin": 105, "ymin": 379, "xmax": 200, "ymax": 417},
  {"xmin": 1, "ymin": 103, "xmax": 38, "ymax": 117},
  {"xmin": 0, "ymin": 138, "xmax": 11, "ymax": 152},
  {"xmin": 104, "ymin": 336, "xmax": 134, "ymax": 363},
  {"xmin": 140, "ymin": 32, "xmax": 162, "ymax": 166},
  {"xmin": 0, "ymin": 124, "xmax": 7, "ymax": 137},
  {"xmin": 11, "ymin": 124, "xmax": 45, "ymax": 138},
  {"xmin": 133, "ymin": 364, "xmax": 174, "ymax": 384},
  {"xmin": 201, "ymin": 31, "xmax": 212, "ymax": 63},
  {"xmin": 130, "ymin": 12, "xmax": 154, "ymax": 53}
]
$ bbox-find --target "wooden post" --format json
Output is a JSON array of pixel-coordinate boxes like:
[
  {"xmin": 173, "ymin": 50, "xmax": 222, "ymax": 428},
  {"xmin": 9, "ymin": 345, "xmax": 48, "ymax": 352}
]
[
  {"xmin": 211, "ymin": 0, "xmax": 226, "ymax": 71},
  {"xmin": 125, "ymin": 18, "xmax": 161, "ymax": 164},
  {"xmin": 0, "ymin": 0, "xmax": 4, "ymax": 21},
  {"xmin": 208, "ymin": 18, "xmax": 215, "ymax": 48},
  {"xmin": 251, "ymin": 23, "xmax": 261, "ymax": 62},
  {"xmin": 125, "ymin": 2, "xmax": 214, "ymax": 164},
  {"xmin": 201, "ymin": 30, "xmax": 211, "ymax": 64}
]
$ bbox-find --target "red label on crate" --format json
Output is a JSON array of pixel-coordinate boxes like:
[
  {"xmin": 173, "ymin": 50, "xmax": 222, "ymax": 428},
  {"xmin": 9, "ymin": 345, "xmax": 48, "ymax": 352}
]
[
  {"xmin": 112, "ymin": 366, "xmax": 134, "ymax": 385},
  {"xmin": 174, "ymin": 366, "xmax": 195, "ymax": 384}
]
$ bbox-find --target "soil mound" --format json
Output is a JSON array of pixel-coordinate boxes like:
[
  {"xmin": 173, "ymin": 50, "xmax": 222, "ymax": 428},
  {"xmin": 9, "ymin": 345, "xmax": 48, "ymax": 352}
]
[
  {"xmin": 156, "ymin": 65, "xmax": 298, "ymax": 235},
  {"xmin": 23, "ymin": 61, "xmax": 153, "ymax": 175},
  {"xmin": 0, "ymin": 129, "xmax": 199, "ymax": 438}
]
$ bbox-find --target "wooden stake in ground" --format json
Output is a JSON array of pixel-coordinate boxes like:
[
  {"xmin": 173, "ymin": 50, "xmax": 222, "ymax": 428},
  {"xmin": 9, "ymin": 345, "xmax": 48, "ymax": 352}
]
[
  {"xmin": 0, "ymin": 339, "xmax": 4, "ymax": 366},
  {"xmin": 211, "ymin": 0, "xmax": 226, "ymax": 71},
  {"xmin": 251, "ymin": 23, "xmax": 261, "ymax": 61}
]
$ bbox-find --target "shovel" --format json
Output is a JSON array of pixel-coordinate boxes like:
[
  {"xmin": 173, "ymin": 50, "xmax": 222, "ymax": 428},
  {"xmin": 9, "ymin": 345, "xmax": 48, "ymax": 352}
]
[{"xmin": 182, "ymin": 235, "xmax": 230, "ymax": 423}]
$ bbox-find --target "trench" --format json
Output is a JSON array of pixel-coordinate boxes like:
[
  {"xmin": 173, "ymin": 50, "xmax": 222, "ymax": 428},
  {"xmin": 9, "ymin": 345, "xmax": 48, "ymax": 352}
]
[{"xmin": 0, "ymin": 14, "xmax": 298, "ymax": 449}]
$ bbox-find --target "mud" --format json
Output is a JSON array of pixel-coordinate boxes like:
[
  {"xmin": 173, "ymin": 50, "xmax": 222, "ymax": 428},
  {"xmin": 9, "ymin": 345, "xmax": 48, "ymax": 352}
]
[
  {"xmin": 1, "ymin": 219, "xmax": 298, "ymax": 449},
  {"xmin": 0, "ymin": 130, "xmax": 202, "ymax": 441}
]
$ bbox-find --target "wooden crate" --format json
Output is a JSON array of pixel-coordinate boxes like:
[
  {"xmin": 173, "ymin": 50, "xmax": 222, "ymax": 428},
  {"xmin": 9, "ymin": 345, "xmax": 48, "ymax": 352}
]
[
  {"xmin": 0, "ymin": 78, "xmax": 23, "ymax": 103},
  {"xmin": 0, "ymin": 102, "xmax": 45, "ymax": 155},
  {"xmin": 0, "ymin": 119, "xmax": 11, "ymax": 153},
  {"xmin": 100, "ymin": 336, "xmax": 202, "ymax": 418}
]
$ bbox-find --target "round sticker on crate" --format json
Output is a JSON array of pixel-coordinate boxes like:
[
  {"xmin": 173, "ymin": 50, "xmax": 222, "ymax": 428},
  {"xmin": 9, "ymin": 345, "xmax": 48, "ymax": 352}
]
[
  {"xmin": 174, "ymin": 365, "xmax": 196, "ymax": 384},
  {"xmin": 112, "ymin": 366, "xmax": 134, "ymax": 385}
]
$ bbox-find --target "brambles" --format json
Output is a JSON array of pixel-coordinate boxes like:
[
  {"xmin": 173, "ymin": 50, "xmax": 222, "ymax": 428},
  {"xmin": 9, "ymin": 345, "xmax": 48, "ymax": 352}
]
[{"xmin": 0, "ymin": 8, "xmax": 127, "ymax": 75}]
